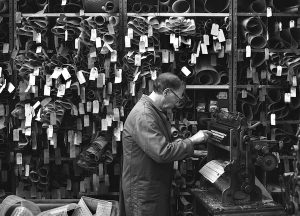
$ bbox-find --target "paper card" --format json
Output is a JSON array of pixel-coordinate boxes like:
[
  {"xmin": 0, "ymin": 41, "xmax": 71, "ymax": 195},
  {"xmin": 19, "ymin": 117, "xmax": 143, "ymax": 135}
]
[
  {"xmin": 16, "ymin": 153, "xmax": 22, "ymax": 165},
  {"xmin": 107, "ymin": 24, "xmax": 115, "ymax": 35},
  {"xmin": 92, "ymin": 100, "xmax": 100, "ymax": 114},
  {"xmin": 81, "ymin": 86, "xmax": 87, "ymax": 102},
  {"xmin": 29, "ymin": 73, "xmax": 36, "ymax": 86},
  {"xmin": 173, "ymin": 37, "xmax": 179, "ymax": 50},
  {"xmin": 278, "ymin": 22, "xmax": 282, "ymax": 31},
  {"xmin": 51, "ymin": 67, "xmax": 62, "ymax": 79},
  {"xmin": 135, "ymin": 54, "xmax": 141, "ymax": 66},
  {"xmin": 148, "ymin": 25, "xmax": 153, "ymax": 37},
  {"xmin": 210, "ymin": 23, "xmax": 219, "ymax": 36},
  {"xmin": 133, "ymin": 71, "xmax": 141, "ymax": 82},
  {"xmin": 106, "ymin": 115, "xmax": 112, "ymax": 127},
  {"xmin": 170, "ymin": 34, "xmax": 176, "ymax": 44},
  {"xmin": 101, "ymin": 119, "xmax": 108, "ymax": 131},
  {"xmin": 292, "ymin": 76, "xmax": 297, "ymax": 86},
  {"xmin": 13, "ymin": 129, "xmax": 20, "ymax": 141},
  {"xmin": 139, "ymin": 41, "xmax": 146, "ymax": 53},
  {"xmin": 7, "ymin": 82, "xmax": 15, "ymax": 93},
  {"xmin": 97, "ymin": 73, "xmax": 105, "ymax": 88},
  {"xmin": 276, "ymin": 66, "xmax": 282, "ymax": 76},
  {"xmin": 264, "ymin": 48, "xmax": 269, "ymax": 60},
  {"xmin": 267, "ymin": 7, "xmax": 272, "ymax": 17},
  {"xmin": 62, "ymin": 68, "xmax": 71, "ymax": 80},
  {"xmin": 125, "ymin": 36, "xmax": 131, "ymax": 48},
  {"xmin": 89, "ymin": 67, "xmax": 98, "ymax": 81},
  {"xmin": 90, "ymin": 29, "xmax": 97, "ymax": 41},
  {"xmin": 151, "ymin": 70, "xmax": 157, "ymax": 80},
  {"xmin": 64, "ymin": 30, "xmax": 68, "ymax": 41},
  {"xmin": 111, "ymin": 50, "xmax": 117, "ymax": 62},
  {"xmin": 44, "ymin": 85, "xmax": 51, "ymax": 96},
  {"xmin": 218, "ymin": 46, "xmax": 225, "ymax": 58},
  {"xmin": 270, "ymin": 113, "xmax": 276, "ymax": 125},
  {"xmin": 57, "ymin": 84, "xmax": 66, "ymax": 97},
  {"xmin": 246, "ymin": 45, "xmax": 251, "ymax": 58},
  {"xmin": 162, "ymin": 50, "xmax": 169, "ymax": 63},
  {"xmin": 36, "ymin": 46, "xmax": 42, "ymax": 54},
  {"xmin": 2, "ymin": 43, "xmax": 9, "ymax": 53},
  {"xmin": 128, "ymin": 28, "xmax": 134, "ymax": 39},
  {"xmin": 181, "ymin": 66, "xmax": 191, "ymax": 77},
  {"xmin": 218, "ymin": 29, "xmax": 226, "ymax": 42},
  {"xmin": 190, "ymin": 53, "xmax": 197, "ymax": 64},
  {"xmin": 203, "ymin": 34, "xmax": 210, "ymax": 45},
  {"xmin": 284, "ymin": 93, "xmax": 291, "ymax": 103},
  {"xmin": 115, "ymin": 69, "xmax": 122, "ymax": 83},
  {"xmin": 201, "ymin": 43, "xmax": 208, "ymax": 54},
  {"xmin": 79, "ymin": 103, "xmax": 85, "ymax": 115},
  {"xmin": 96, "ymin": 37, "xmax": 102, "ymax": 48},
  {"xmin": 291, "ymin": 87, "xmax": 297, "ymax": 97},
  {"xmin": 86, "ymin": 102, "xmax": 92, "ymax": 113},
  {"xmin": 225, "ymin": 39, "xmax": 232, "ymax": 53},
  {"xmin": 77, "ymin": 70, "xmax": 86, "ymax": 84},
  {"xmin": 290, "ymin": 20, "xmax": 295, "ymax": 28},
  {"xmin": 61, "ymin": 0, "xmax": 67, "ymax": 5},
  {"xmin": 113, "ymin": 108, "xmax": 120, "ymax": 121},
  {"xmin": 84, "ymin": 115, "xmax": 89, "ymax": 127},
  {"xmin": 36, "ymin": 33, "xmax": 42, "ymax": 44},
  {"xmin": 75, "ymin": 38, "xmax": 80, "ymax": 50}
]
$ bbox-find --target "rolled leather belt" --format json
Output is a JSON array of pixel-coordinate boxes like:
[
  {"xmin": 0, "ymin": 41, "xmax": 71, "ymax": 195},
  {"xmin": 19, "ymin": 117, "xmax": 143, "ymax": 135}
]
[
  {"xmin": 82, "ymin": 0, "xmax": 118, "ymax": 13},
  {"xmin": 248, "ymin": 0, "xmax": 266, "ymax": 13},
  {"xmin": 141, "ymin": 4, "xmax": 151, "ymax": 13},
  {"xmin": 238, "ymin": 102, "xmax": 254, "ymax": 121},
  {"xmin": 280, "ymin": 28, "xmax": 299, "ymax": 50},
  {"xmin": 202, "ymin": 0, "xmax": 230, "ymax": 13},
  {"xmin": 194, "ymin": 57, "xmax": 220, "ymax": 85},
  {"xmin": 247, "ymin": 34, "xmax": 267, "ymax": 49},
  {"xmin": 242, "ymin": 17, "xmax": 264, "ymax": 36},
  {"xmin": 172, "ymin": 0, "xmax": 190, "ymax": 13},
  {"xmin": 35, "ymin": 0, "xmax": 47, "ymax": 9},
  {"xmin": 160, "ymin": 4, "xmax": 171, "ymax": 12},
  {"xmin": 160, "ymin": 0, "xmax": 170, "ymax": 5},
  {"xmin": 251, "ymin": 52, "xmax": 266, "ymax": 68},
  {"xmin": 267, "ymin": 102, "xmax": 289, "ymax": 120},
  {"xmin": 11, "ymin": 207, "xmax": 34, "ymax": 216},
  {"xmin": 132, "ymin": 2, "xmax": 142, "ymax": 13},
  {"xmin": 0, "ymin": 0, "xmax": 8, "ymax": 14},
  {"xmin": 219, "ymin": 71, "xmax": 229, "ymax": 84},
  {"xmin": 171, "ymin": 126, "xmax": 179, "ymax": 138}
]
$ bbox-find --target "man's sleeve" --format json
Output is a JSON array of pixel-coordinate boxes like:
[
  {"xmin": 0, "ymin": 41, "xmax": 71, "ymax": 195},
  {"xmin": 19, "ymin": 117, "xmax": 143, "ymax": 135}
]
[{"xmin": 133, "ymin": 112, "xmax": 194, "ymax": 163}]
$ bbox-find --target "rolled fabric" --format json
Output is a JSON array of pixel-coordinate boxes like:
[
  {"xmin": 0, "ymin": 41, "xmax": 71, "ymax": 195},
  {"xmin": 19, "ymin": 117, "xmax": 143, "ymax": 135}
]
[
  {"xmin": 132, "ymin": 2, "xmax": 142, "ymax": 13},
  {"xmin": 182, "ymin": 130, "xmax": 192, "ymax": 138},
  {"xmin": 0, "ymin": 0, "xmax": 8, "ymax": 14},
  {"xmin": 266, "ymin": 88, "xmax": 282, "ymax": 104},
  {"xmin": 268, "ymin": 102, "xmax": 289, "ymax": 119},
  {"xmin": 273, "ymin": 0, "xmax": 300, "ymax": 12},
  {"xmin": 172, "ymin": 0, "xmax": 190, "ymax": 13},
  {"xmin": 179, "ymin": 124, "xmax": 187, "ymax": 132},
  {"xmin": 290, "ymin": 88, "xmax": 300, "ymax": 110},
  {"xmin": 171, "ymin": 126, "xmax": 179, "ymax": 138},
  {"xmin": 202, "ymin": 0, "xmax": 230, "ymax": 13},
  {"xmin": 94, "ymin": 15, "xmax": 106, "ymax": 26},
  {"xmin": 249, "ymin": 0, "xmax": 266, "ymax": 13},
  {"xmin": 82, "ymin": 0, "xmax": 118, "ymax": 13},
  {"xmin": 86, "ymin": 89, "xmax": 96, "ymax": 100}
]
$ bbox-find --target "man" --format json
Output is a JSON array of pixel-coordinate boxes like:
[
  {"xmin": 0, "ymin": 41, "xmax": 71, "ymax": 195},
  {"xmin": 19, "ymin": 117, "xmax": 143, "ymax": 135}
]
[{"xmin": 121, "ymin": 73, "xmax": 211, "ymax": 216}]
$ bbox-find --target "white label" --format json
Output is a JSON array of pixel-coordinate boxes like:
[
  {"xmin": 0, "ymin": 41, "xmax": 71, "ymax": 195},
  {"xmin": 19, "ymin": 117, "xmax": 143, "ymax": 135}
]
[
  {"xmin": 90, "ymin": 29, "xmax": 97, "ymax": 41},
  {"xmin": 62, "ymin": 68, "xmax": 71, "ymax": 80},
  {"xmin": 292, "ymin": 76, "xmax": 297, "ymax": 86},
  {"xmin": 218, "ymin": 29, "xmax": 226, "ymax": 43},
  {"xmin": 270, "ymin": 113, "xmax": 276, "ymax": 126},
  {"xmin": 95, "ymin": 201, "xmax": 112, "ymax": 216},
  {"xmin": 7, "ymin": 83, "xmax": 15, "ymax": 93},
  {"xmin": 267, "ymin": 7, "xmax": 272, "ymax": 17},
  {"xmin": 203, "ymin": 34, "xmax": 210, "ymax": 45},
  {"xmin": 201, "ymin": 43, "xmax": 208, "ymax": 54},
  {"xmin": 290, "ymin": 20, "xmax": 295, "ymax": 28},
  {"xmin": 191, "ymin": 53, "xmax": 197, "ymax": 64},
  {"xmin": 125, "ymin": 36, "xmax": 131, "ymax": 48},
  {"xmin": 96, "ymin": 37, "xmax": 102, "ymax": 48},
  {"xmin": 89, "ymin": 67, "xmax": 98, "ymax": 80},
  {"xmin": 115, "ymin": 69, "xmax": 122, "ymax": 83},
  {"xmin": 36, "ymin": 46, "xmax": 42, "ymax": 53},
  {"xmin": 276, "ymin": 66, "xmax": 282, "ymax": 76},
  {"xmin": 61, "ymin": 0, "xmax": 67, "ymax": 5},
  {"xmin": 44, "ymin": 85, "xmax": 51, "ymax": 96},
  {"xmin": 246, "ymin": 45, "xmax": 251, "ymax": 58},
  {"xmin": 170, "ymin": 34, "xmax": 175, "ymax": 44},
  {"xmin": 65, "ymin": 30, "xmax": 68, "ymax": 41},
  {"xmin": 128, "ymin": 28, "xmax": 133, "ymax": 39},
  {"xmin": 77, "ymin": 70, "xmax": 86, "ymax": 84},
  {"xmin": 181, "ymin": 66, "xmax": 191, "ymax": 77},
  {"xmin": 284, "ymin": 93, "xmax": 291, "ymax": 103},
  {"xmin": 75, "ymin": 38, "xmax": 79, "ymax": 49},
  {"xmin": 291, "ymin": 87, "xmax": 297, "ymax": 97},
  {"xmin": 210, "ymin": 23, "xmax": 219, "ymax": 36}
]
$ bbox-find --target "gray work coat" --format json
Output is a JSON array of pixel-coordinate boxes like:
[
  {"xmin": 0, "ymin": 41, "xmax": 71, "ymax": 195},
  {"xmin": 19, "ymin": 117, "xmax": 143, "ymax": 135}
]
[{"xmin": 121, "ymin": 95, "xmax": 194, "ymax": 216}]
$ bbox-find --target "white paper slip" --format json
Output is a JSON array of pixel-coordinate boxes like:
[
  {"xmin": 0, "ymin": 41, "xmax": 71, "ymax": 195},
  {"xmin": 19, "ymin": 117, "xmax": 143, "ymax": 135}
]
[{"xmin": 199, "ymin": 160, "xmax": 229, "ymax": 183}]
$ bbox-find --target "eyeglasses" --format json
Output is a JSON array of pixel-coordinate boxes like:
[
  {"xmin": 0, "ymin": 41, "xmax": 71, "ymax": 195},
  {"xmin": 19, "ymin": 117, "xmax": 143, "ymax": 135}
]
[{"xmin": 168, "ymin": 88, "xmax": 185, "ymax": 106}]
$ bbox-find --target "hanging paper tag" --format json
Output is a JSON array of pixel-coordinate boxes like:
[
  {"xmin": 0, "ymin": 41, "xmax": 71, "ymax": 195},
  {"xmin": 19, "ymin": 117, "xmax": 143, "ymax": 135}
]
[
  {"xmin": 91, "ymin": 29, "xmax": 97, "ymax": 41},
  {"xmin": 292, "ymin": 76, "xmax": 297, "ymax": 86},
  {"xmin": 62, "ymin": 68, "xmax": 71, "ymax": 80},
  {"xmin": 203, "ymin": 34, "xmax": 210, "ymax": 45},
  {"xmin": 162, "ymin": 50, "xmax": 169, "ymax": 63},
  {"xmin": 148, "ymin": 25, "xmax": 153, "ymax": 37},
  {"xmin": 65, "ymin": 30, "xmax": 68, "ymax": 41},
  {"xmin": 278, "ymin": 22, "xmax": 282, "ymax": 31},
  {"xmin": 170, "ymin": 34, "xmax": 176, "ymax": 44},
  {"xmin": 77, "ymin": 70, "xmax": 86, "ymax": 84},
  {"xmin": 75, "ymin": 38, "xmax": 79, "ymax": 49},
  {"xmin": 290, "ymin": 20, "xmax": 295, "ymax": 28},
  {"xmin": 36, "ymin": 46, "xmax": 42, "ymax": 54},
  {"xmin": 201, "ymin": 43, "xmax": 208, "ymax": 54},
  {"xmin": 111, "ymin": 50, "xmax": 117, "ymax": 62},
  {"xmin": 36, "ymin": 33, "xmax": 42, "ymax": 44},
  {"xmin": 96, "ymin": 37, "xmax": 102, "ymax": 48},
  {"xmin": 115, "ymin": 69, "xmax": 122, "ymax": 83},
  {"xmin": 246, "ymin": 45, "xmax": 251, "ymax": 58},
  {"xmin": 61, "ymin": 0, "xmax": 67, "ymax": 5},
  {"xmin": 101, "ymin": 119, "xmax": 108, "ymax": 131},
  {"xmin": 125, "ymin": 36, "xmax": 131, "ymax": 48},
  {"xmin": 264, "ymin": 48, "xmax": 269, "ymax": 60},
  {"xmin": 291, "ymin": 87, "xmax": 297, "ymax": 97},
  {"xmin": 8, "ymin": 83, "xmax": 15, "ymax": 93},
  {"xmin": 135, "ymin": 54, "xmax": 141, "ymax": 66},
  {"xmin": 16, "ymin": 153, "xmax": 22, "ymax": 165},
  {"xmin": 267, "ymin": 7, "xmax": 272, "ymax": 17},
  {"xmin": 211, "ymin": 23, "xmax": 219, "ymax": 36},
  {"xmin": 107, "ymin": 24, "xmax": 115, "ymax": 35},
  {"xmin": 128, "ymin": 28, "xmax": 133, "ymax": 39},
  {"xmin": 181, "ymin": 66, "xmax": 191, "ymax": 77},
  {"xmin": 89, "ymin": 67, "xmax": 98, "ymax": 80},
  {"xmin": 218, "ymin": 29, "xmax": 226, "ymax": 43},
  {"xmin": 284, "ymin": 93, "xmax": 291, "ymax": 103},
  {"xmin": 276, "ymin": 66, "xmax": 282, "ymax": 76},
  {"xmin": 270, "ymin": 113, "xmax": 276, "ymax": 126}
]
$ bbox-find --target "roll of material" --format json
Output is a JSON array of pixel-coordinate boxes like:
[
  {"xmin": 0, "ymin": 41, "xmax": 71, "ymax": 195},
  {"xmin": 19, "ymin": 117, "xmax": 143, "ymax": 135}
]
[
  {"xmin": 35, "ymin": 0, "xmax": 48, "ymax": 9},
  {"xmin": 219, "ymin": 71, "xmax": 229, "ymax": 84},
  {"xmin": 160, "ymin": 4, "xmax": 171, "ymax": 12},
  {"xmin": 11, "ymin": 207, "xmax": 34, "ymax": 216},
  {"xmin": 182, "ymin": 130, "xmax": 192, "ymax": 138},
  {"xmin": 94, "ymin": 15, "xmax": 106, "ymax": 26},
  {"xmin": 202, "ymin": 0, "xmax": 230, "ymax": 13},
  {"xmin": 171, "ymin": 126, "xmax": 179, "ymax": 138},
  {"xmin": 242, "ymin": 17, "xmax": 264, "ymax": 36},
  {"xmin": 273, "ymin": 0, "xmax": 300, "ymax": 12},
  {"xmin": 179, "ymin": 124, "xmax": 187, "ymax": 132},
  {"xmin": 0, "ymin": 0, "xmax": 8, "ymax": 14},
  {"xmin": 194, "ymin": 57, "xmax": 221, "ymax": 85},
  {"xmin": 29, "ymin": 170, "xmax": 40, "ymax": 183},
  {"xmin": 82, "ymin": 0, "xmax": 118, "ymax": 13},
  {"xmin": 38, "ymin": 166, "xmax": 49, "ymax": 177},
  {"xmin": 248, "ymin": 0, "xmax": 266, "ymax": 13},
  {"xmin": 280, "ymin": 28, "xmax": 299, "ymax": 50},
  {"xmin": 132, "ymin": 2, "xmax": 142, "ymax": 13},
  {"xmin": 251, "ymin": 52, "xmax": 266, "ymax": 68},
  {"xmin": 160, "ymin": 0, "xmax": 170, "ymax": 5},
  {"xmin": 103, "ymin": 33, "xmax": 115, "ymax": 44},
  {"xmin": 141, "ymin": 4, "xmax": 151, "ymax": 13},
  {"xmin": 172, "ymin": 0, "xmax": 190, "ymax": 13},
  {"xmin": 247, "ymin": 34, "xmax": 267, "ymax": 49}
]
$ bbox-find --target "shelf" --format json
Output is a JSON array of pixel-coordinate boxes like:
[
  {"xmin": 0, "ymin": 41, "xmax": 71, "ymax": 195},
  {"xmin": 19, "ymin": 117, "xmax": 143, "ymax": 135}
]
[
  {"xmin": 236, "ymin": 85, "xmax": 288, "ymax": 89},
  {"xmin": 79, "ymin": 192, "xmax": 119, "ymax": 196},
  {"xmin": 237, "ymin": 12, "xmax": 300, "ymax": 17},
  {"xmin": 238, "ymin": 48, "xmax": 300, "ymax": 53},
  {"xmin": 250, "ymin": 120, "xmax": 300, "ymax": 125},
  {"xmin": 186, "ymin": 85, "xmax": 229, "ymax": 90},
  {"xmin": 21, "ymin": 13, "xmax": 119, "ymax": 17},
  {"xmin": 127, "ymin": 13, "xmax": 230, "ymax": 17}
]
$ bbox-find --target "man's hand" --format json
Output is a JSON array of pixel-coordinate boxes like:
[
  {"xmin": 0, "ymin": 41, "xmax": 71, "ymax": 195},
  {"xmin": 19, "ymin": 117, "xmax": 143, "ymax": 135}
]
[{"xmin": 189, "ymin": 130, "xmax": 212, "ymax": 144}]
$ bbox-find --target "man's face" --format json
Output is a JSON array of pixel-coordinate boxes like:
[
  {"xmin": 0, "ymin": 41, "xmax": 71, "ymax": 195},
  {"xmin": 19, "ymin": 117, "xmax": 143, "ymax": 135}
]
[{"xmin": 161, "ymin": 85, "xmax": 185, "ymax": 110}]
